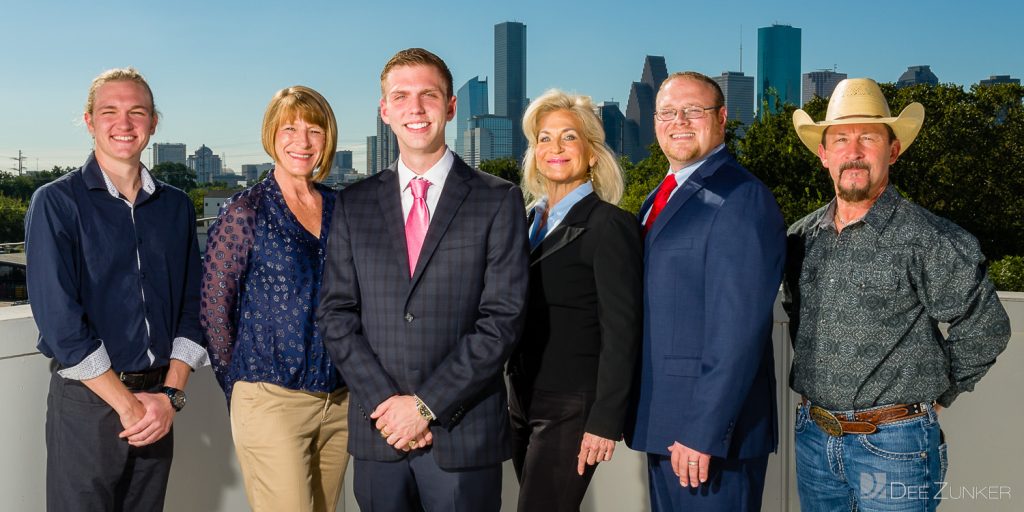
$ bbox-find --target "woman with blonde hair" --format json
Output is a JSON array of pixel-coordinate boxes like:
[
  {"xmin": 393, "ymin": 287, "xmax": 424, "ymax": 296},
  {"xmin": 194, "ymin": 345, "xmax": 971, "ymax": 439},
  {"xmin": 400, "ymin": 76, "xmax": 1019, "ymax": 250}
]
[
  {"xmin": 508, "ymin": 89, "xmax": 643, "ymax": 511},
  {"xmin": 201, "ymin": 85, "xmax": 348, "ymax": 512}
]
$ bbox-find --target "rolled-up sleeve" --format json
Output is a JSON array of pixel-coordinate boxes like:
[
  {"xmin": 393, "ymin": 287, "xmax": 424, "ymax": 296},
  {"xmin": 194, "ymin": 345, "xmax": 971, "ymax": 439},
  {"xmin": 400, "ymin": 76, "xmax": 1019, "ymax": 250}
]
[{"xmin": 25, "ymin": 186, "xmax": 108, "ymax": 378}]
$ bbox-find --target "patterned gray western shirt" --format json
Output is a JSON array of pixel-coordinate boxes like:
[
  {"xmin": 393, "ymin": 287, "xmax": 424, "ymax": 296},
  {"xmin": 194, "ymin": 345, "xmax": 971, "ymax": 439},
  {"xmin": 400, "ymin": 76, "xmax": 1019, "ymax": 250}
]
[{"xmin": 783, "ymin": 185, "xmax": 1010, "ymax": 410}]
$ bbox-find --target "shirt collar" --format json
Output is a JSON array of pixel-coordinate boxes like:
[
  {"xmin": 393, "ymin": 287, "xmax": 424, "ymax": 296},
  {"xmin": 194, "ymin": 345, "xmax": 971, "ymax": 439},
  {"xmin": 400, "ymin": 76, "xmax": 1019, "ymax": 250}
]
[
  {"xmin": 83, "ymin": 152, "xmax": 157, "ymax": 199},
  {"xmin": 532, "ymin": 181, "xmax": 594, "ymax": 227},
  {"xmin": 667, "ymin": 143, "xmax": 725, "ymax": 184},
  {"xmin": 398, "ymin": 147, "xmax": 453, "ymax": 192}
]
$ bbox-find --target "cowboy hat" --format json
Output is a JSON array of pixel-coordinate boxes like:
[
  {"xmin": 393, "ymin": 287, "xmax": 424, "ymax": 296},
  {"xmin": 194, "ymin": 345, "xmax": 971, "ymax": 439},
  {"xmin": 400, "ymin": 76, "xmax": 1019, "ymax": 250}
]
[{"xmin": 792, "ymin": 78, "xmax": 925, "ymax": 156}]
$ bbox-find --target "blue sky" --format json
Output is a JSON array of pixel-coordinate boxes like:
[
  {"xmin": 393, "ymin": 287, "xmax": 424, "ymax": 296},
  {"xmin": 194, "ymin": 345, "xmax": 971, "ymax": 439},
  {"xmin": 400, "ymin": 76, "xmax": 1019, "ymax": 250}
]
[{"xmin": 1, "ymin": 0, "xmax": 1020, "ymax": 173}]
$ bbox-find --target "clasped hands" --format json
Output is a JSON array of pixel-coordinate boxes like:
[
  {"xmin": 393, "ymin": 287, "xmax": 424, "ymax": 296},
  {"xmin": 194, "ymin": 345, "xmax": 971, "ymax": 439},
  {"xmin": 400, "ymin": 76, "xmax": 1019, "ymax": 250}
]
[
  {"xmin": 117, "ymin": 392, "xmax": 175, "ymax": 447},
  {"xmin": 372, "ymin": 395, "xmax": 433, "ymax": 452}
]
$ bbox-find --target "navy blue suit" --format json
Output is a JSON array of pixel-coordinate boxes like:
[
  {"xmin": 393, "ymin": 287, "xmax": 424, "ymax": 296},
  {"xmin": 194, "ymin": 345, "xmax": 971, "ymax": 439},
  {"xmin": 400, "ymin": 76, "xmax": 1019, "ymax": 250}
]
[
  {"xmin": 318, "ymin": 154, "xmax": 528, "ymax": 509},
  {"xmin": 626, "ymin": 149, "xmax": 785, "ymax": 511}
]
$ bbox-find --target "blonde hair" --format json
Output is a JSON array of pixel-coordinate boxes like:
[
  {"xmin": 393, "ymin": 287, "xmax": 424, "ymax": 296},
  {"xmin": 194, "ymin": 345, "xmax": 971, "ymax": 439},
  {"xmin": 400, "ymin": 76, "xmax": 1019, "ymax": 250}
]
[
  {"xmin": 85, "ymin": 67, "xmax": 157, "ymax": 118},
  {"xmin": 521, "ymin": 89, "xmax": 623, "ymax": 205},
  {"xmin": 261, "ymin": 85, "xmax": 338, "ymax": 182}
]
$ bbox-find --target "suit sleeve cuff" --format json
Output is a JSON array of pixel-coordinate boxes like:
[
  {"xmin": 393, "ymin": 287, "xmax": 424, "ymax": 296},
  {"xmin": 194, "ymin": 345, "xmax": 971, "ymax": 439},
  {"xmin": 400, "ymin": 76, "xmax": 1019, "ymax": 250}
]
[
  {"xmin": 56, "ymin": 342, "xmax": 111, "ymax": 380},
  {"xmin": 171, "ymin": 337, "xmax": 210, "ymax": 369}
]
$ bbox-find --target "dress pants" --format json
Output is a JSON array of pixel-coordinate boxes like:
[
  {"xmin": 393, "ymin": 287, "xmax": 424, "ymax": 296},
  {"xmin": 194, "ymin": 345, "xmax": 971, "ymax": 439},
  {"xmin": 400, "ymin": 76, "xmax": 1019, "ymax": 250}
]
[
  {"xmin": 353, "ymin": 451, "xmax": 502, "ymax": 512},
  {"xmin": 509, "ymin": 383, "xmax": 599, "ymax": 512},
  {"xmin": 230, "ymin": 381, "xmax": 350, "ymax": 512},
  {"xmin": 648, "ymin": 452, "xmax": 769, "ymax": 512},
  {"xmin": 45, "ymin": 371, "xmax": 174, "ymax": 512}
]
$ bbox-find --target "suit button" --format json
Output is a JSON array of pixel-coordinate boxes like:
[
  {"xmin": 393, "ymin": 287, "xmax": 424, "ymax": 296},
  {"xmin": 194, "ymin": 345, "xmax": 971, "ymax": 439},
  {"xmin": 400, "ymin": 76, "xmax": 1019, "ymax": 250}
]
[{"xmin": 404, "ymin": 313, "xmax": 414, "ymax": 322}]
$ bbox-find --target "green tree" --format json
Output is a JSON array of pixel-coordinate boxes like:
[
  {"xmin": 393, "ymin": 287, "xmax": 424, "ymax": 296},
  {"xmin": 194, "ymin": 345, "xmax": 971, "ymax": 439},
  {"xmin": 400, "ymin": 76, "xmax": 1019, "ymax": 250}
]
[
  {"xmin": 478, "ymin": 157, "xmax": 521, "ymax": 184},
  {"xmin": 150, "ymin": 162, "xmax": 198, "ymax": 192},
  {"xmin": 0, "ymin": 194, "xmax": 28, "ymax": 244},
  {"xmin": 619, "ymin": 143, "xmax": 668, "ymax": 214}
]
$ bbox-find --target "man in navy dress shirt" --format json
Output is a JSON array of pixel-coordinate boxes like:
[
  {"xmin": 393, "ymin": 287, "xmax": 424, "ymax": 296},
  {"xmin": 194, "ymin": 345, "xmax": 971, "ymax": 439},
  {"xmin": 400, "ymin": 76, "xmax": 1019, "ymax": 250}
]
[{"xmin": 25, "ymin": 67, "xmax": 207, "ymax": 511}]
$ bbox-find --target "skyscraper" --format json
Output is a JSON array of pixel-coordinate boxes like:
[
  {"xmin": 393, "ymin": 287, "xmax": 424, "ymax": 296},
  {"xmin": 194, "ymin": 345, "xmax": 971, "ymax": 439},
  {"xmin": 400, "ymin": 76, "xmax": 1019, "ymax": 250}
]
[
  {"xmin": 152, "ymin": 143, "xmax": 186, "ymax": 166},
  {"xmin": 376, "ymin": 107, "xmax": 399, "ymax": 170},
  {"xmin": 594, "ymin": 102, "xmax": 627, "ymax": 157},
  {"xmin": 366, "ymin": 135, "xmax": 378, "ymax": 175},
  {"xmin": 455, "ymin": 76, "xmax": 489, "ymax": 160},
  {"xmin": 896, "ymin": 65, "xmax": 939, "ymax": 88},
  {"xmin": 495, "ymin": 21, "xmax": 527, "ymax": 159},
  {"xmin": 624, "ymin": 55, "xmax": 667, "ymax": 161},
  {"xmin": 713, "ymin": 71, "xmax": 755, "ymax": 127},
  {"xmin": 757, "ymin": 24, "xmax": 801, "ymax": 113},
  {"xmin": 802, "ymin": 69, "xmax": 847, "ymax": 105},
  {"xmin": 463, "ymin": 114, "xmax": 513, "ymax": 168},
  {"xmin": 335, "ymin": 150, "xmax": 353, "ymax": 170},
  {"xmin": 187, "ymin": 144, "xmax": 222, "ymax": 184}
]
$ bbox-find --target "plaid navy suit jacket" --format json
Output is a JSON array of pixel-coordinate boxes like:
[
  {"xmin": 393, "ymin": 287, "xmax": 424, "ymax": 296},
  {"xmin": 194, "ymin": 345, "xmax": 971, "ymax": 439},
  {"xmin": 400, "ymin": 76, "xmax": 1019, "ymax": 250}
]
[{"xmin": 318, "ymin": 154, "xmax": 529, "ymax": 469}]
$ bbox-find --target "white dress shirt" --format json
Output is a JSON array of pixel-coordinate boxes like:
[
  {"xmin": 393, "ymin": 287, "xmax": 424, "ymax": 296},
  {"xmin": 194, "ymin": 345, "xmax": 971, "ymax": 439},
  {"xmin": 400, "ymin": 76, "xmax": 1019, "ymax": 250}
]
[{"xmin": 397, "ymin": 148, "xmax": 454, "ymax": 222}]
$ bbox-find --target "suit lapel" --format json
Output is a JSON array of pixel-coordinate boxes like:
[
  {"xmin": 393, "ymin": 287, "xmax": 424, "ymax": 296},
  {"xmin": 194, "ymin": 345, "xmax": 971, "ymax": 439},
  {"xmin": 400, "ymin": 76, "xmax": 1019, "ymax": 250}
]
[
  {"xmin": 530, "ymin": 192, "xmax": 598, "ymax": 267},
  {"xmin": 647, "ymin": 150, "xmax": 730, "ymax": 242},
  {"xmin": 375, "ymin": 168, "xmax": 410, "ymax": 275},
  {"xmin": 409, "ymin": 156, "xmax": 471, "ymax": 288}
]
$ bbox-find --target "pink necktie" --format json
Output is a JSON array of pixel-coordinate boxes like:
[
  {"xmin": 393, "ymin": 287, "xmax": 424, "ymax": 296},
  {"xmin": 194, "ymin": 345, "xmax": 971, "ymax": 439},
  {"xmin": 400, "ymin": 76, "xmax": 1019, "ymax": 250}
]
[{"xmin": 406, "ymin": 178, "xmax": 431, "ymax": 276}]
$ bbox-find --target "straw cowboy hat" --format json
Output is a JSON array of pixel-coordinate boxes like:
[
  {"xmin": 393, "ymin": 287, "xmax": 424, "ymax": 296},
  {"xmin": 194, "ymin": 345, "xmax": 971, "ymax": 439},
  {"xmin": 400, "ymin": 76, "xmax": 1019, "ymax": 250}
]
[{"xmin": 792, "ymin": 78, "xmax": 925, "ymax": 156}]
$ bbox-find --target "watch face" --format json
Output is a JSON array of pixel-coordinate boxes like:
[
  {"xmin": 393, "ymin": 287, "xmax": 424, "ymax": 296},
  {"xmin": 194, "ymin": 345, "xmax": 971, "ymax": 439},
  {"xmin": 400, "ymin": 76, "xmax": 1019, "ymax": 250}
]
[{"xmin": 164, "ymin": 387, "xmax": 186, "ymax": 411}]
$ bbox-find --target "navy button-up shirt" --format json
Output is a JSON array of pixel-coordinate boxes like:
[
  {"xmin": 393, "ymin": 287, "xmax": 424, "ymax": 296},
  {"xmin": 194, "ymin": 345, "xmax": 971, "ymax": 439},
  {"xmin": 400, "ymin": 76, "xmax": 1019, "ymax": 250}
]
[{"xmin": 25, "ymin": 153, "xmax": 207, "ymax": 379}]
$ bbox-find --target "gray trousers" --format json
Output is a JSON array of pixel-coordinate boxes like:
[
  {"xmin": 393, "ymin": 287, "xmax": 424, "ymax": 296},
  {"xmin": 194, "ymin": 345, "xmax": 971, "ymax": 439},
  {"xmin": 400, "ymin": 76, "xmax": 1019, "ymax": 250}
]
[{"xmin": 46, "ymin": 371, "xmax": 173, "ymax": 512}]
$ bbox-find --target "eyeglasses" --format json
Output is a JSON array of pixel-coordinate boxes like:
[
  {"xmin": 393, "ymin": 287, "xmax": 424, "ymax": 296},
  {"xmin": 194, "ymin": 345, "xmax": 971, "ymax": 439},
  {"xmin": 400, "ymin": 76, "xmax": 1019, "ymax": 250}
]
[{"xmin": 654, "ymin": 106, "xmax": 721, "ymax": 122}]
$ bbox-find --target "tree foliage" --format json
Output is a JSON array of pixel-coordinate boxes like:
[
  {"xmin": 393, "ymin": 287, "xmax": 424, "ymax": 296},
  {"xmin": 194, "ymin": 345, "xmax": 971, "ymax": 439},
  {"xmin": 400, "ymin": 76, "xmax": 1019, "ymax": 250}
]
[
  {"xmin": 0, "ymin": 194, "xmax": 28, "ymax": 244},
  {"xmin": 150, "ymin": 162, "xmax": 198, "ymax": 192},
  {"xmin": 478, "ymin": 157, "xmax": 522, "ymax": 185}
]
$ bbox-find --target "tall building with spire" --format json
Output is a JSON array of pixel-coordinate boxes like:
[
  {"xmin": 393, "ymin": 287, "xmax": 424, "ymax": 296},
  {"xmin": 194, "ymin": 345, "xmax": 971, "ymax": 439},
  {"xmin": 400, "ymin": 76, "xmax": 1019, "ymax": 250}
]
[
  {"xmin": 495, "ymin": 21, "xmax": 527, "ymax": 159},
  {"xmin": 757, "ymin": 24, "xmax": 801, "ymax": 113},
  {"xmin": 624, "ymin": 55, "xmax": 667, "ymax": 162}
]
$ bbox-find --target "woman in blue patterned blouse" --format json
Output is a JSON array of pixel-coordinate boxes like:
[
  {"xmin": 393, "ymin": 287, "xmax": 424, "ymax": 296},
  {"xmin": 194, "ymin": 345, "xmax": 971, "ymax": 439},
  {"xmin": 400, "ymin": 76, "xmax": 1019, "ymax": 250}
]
[{"xmin": 200, "ymin": 85, "xmax": 348, "ymax": 512}]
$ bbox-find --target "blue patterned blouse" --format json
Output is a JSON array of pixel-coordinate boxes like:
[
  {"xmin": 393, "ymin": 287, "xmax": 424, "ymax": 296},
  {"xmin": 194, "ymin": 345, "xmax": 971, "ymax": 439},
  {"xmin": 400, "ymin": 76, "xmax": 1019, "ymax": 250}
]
[{"xmin": 201, "ymin": 170, "xmax": 341, "ymax": 402}]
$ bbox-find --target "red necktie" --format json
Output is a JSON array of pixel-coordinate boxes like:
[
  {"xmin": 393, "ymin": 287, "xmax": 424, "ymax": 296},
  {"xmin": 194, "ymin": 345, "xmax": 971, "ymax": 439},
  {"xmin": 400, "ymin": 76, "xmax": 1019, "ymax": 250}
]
[
  {"xmin": 406, "ymin": 178, "xmax": 431, "ymax": 276},
  {"xmin": 643, "ymin": 174, "xmax": 678, "ymax": 235}
]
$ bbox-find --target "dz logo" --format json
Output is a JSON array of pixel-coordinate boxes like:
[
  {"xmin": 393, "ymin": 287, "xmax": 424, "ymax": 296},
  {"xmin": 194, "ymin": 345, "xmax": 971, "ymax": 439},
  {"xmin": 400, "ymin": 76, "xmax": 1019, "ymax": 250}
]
[{"xmin": 860, "ymin": 472, "xmax": 887, "ymax": 499}]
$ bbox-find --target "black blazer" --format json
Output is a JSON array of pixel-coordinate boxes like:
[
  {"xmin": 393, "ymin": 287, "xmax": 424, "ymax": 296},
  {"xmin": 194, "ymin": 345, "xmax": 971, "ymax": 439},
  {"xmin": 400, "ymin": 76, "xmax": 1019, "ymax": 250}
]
[
  {"xmin": 318, "ymin": 155, "xmax": 529, "ymax": 469},
  {"xmin": 509, "ymin": 192, "xmax": 643, "ymax": 439}
]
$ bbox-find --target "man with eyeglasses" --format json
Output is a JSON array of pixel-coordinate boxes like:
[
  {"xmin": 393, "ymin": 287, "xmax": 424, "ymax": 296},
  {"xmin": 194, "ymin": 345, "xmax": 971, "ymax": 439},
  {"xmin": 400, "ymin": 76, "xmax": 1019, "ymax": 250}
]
[{"xmin": 626, "ymin": 71, "xmax": 786, "ymax": 512}]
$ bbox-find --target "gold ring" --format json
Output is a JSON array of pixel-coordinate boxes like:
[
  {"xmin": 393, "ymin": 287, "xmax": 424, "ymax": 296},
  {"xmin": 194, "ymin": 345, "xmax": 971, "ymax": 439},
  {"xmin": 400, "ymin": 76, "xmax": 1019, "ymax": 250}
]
[
  {"xmin": 380, "ymin": 430, "xmax": 391, "ymax": 438},
  {"xmin": 409, "ymin": 440, "xmax": 418, "ymax": 449},
  {"xmin": 687, "ymin": 461, "xmax": 698, "ymax": 466}
]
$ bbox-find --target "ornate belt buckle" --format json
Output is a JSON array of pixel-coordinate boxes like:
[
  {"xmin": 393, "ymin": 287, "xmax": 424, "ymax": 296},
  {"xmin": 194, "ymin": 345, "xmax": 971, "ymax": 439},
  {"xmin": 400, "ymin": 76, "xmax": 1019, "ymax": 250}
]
[{"xmin": 810, "ymin": 406, "xmax": 844, "ymax": 436}]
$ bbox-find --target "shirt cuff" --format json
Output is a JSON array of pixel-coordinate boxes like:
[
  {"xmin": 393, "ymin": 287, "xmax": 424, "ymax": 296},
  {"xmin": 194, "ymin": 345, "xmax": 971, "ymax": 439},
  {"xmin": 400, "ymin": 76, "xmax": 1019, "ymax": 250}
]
[
  {"xmin": 171, "ymin": 337, "xmax": 210, "ymax": 369},
  {"xmin": 414, "ymin": 394, "xmax": 437, "ymax": 420},
  {"xmin": 56, "ymin": 342, "xmax": 112, "ymax": 380}
]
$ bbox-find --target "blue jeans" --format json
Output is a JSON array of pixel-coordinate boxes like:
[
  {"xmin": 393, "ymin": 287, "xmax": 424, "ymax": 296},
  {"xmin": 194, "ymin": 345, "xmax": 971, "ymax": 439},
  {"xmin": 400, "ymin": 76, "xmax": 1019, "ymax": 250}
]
[{"xmin": 795, "ymin": 402, "xmax": 948, "ymax": 511}]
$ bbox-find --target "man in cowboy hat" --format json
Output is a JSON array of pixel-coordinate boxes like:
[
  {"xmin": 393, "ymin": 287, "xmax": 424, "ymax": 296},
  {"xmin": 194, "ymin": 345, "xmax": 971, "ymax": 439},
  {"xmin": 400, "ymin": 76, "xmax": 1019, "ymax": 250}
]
[{"xmin": 784, "ymin": 77, "xmax": 1010, "ymax": 511}]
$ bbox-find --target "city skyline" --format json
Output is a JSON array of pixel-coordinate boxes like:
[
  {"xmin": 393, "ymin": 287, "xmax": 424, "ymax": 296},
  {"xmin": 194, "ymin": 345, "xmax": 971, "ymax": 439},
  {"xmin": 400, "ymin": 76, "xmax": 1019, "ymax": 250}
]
[{"xmin": 2, "ymin": 0, "xmax": 1022, "ymax": 173}]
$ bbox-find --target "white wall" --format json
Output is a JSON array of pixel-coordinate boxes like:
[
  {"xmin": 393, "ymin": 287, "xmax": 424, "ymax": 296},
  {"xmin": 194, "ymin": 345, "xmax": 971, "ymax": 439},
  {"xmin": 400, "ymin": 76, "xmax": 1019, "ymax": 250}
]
[{"xmin": 3, "ymin": 293, "xmax": 1022, "ymax": 511}]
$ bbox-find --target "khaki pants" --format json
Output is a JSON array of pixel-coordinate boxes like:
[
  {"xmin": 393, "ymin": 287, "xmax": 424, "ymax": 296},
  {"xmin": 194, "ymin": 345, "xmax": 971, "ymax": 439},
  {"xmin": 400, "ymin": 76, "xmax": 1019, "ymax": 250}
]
[{"xmin": 231, "ymin": 381, "xmax": 350, "ymax": 512}]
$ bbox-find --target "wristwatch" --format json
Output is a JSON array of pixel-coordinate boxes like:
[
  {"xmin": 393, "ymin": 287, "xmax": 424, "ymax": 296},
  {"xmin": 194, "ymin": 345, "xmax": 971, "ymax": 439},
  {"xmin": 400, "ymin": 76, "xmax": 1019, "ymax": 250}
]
[{"xmin": 161, "ymin": 386, "xmax": 187, "ymax": 412}]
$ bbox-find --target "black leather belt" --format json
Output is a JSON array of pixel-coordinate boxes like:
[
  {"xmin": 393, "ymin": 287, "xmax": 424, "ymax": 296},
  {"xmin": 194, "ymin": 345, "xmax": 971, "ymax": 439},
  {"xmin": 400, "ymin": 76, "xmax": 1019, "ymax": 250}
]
[{"xmin": 119, "ymin": 367, "xmax": 168, "ymax": 391}]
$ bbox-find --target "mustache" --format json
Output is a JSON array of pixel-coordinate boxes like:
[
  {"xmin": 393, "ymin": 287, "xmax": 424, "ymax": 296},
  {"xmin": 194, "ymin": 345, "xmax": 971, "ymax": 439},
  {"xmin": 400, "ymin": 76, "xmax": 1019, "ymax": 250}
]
[{"xmin": 839, "ymin": 160, "xmax": 871, "ymax": 172}]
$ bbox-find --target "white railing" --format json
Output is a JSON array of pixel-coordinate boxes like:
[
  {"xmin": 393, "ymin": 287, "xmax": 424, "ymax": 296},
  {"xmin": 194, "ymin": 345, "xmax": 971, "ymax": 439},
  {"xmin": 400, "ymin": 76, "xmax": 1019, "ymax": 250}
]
[{"xmin": 2, "ymin": 293, "xmax": 1021, "ymax": 511}]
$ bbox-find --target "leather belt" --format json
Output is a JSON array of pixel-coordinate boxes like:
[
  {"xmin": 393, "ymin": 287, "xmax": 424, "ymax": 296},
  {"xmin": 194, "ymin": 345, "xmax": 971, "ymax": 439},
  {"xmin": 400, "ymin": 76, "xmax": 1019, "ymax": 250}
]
[
  {"xmin": 802, "ymin": 397, "xmax": 928, "ymax": 436},
  {"xmin": 119, "ymin": 367, "xmax": 168, "ymax": 392}
]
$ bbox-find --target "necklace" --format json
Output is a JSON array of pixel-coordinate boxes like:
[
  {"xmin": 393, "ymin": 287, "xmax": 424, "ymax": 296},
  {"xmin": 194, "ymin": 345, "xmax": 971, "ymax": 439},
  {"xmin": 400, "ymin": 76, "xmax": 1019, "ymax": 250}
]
[{"xmin": 835, "ymin": 211, "xmax": 864, "ymax": 228}]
